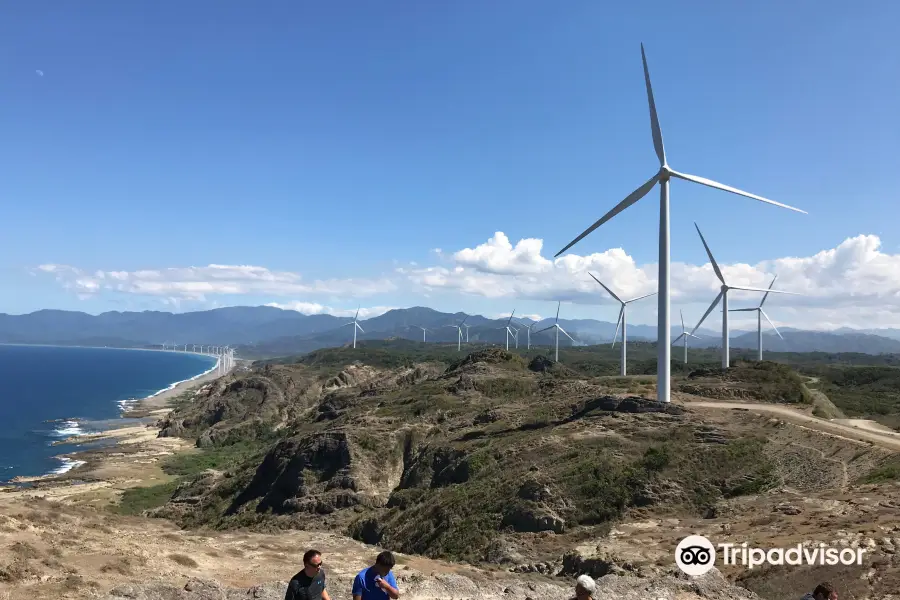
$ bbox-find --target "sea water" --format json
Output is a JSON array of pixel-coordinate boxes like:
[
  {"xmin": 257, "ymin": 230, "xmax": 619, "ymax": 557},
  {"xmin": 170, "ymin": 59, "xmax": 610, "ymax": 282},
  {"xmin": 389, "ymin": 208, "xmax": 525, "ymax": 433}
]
[{"xmin": 0, "ymin": 345, "xmax": 216, "ymax": 483}]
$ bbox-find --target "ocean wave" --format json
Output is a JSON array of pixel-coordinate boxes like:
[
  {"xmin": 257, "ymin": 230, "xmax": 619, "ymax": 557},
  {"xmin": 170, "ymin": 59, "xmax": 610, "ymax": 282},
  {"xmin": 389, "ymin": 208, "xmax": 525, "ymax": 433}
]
[
  {"xmin": 51, "ymin": 456, "xmax": 86, "ymax": 475},
  {"xmin": 52, "ymin": 419, "xmax": 86, "ymax": 438}
]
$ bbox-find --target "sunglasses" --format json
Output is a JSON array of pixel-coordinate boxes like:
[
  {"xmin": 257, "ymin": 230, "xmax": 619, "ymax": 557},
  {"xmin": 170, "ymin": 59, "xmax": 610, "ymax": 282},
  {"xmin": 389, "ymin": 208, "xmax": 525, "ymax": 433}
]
[{"xmin": 306, "ymin": 562, "xmax": 322, "ymax": 569}]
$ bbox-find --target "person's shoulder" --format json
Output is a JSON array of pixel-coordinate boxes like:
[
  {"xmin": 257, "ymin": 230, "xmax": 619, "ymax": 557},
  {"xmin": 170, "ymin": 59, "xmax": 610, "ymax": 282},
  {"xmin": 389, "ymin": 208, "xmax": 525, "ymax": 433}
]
[
  {"xmin": 355, "ymin": 566, "xmax": 369, "ymax": 579},
  {"xmin": 289, "ymin": 571, "xmax": 307, "ymax": 583}
]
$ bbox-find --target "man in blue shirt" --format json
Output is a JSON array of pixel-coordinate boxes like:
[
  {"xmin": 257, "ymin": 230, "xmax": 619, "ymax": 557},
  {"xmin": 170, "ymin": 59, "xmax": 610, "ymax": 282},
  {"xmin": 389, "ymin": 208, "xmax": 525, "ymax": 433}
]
[{"xmin": 352, "ymin": 551, "xmax": 400, "ymax": 600}]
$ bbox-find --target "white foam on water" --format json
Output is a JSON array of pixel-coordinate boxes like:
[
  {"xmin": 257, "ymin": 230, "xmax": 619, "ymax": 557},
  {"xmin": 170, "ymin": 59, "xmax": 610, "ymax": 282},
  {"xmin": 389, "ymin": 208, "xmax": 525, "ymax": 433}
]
[
  {"xmin": 52, "ymin": 456, "xmax": 86, "ymax": 475},
  {"xmin": 52, "ymin": 420, "xmax": 86, "ymax": 437}
]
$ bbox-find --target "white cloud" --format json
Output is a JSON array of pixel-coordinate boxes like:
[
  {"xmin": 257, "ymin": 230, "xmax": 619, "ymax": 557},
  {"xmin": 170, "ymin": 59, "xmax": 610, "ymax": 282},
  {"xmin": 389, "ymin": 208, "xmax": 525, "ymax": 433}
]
[
  {"xmin": 34, "ymin": 232, "xmax": 900, "ymax": 329},
  {"xmin": 37, "ymin": 264, "xmax": 396, "ymax": 302},
  {"xmin": 402, "ymin": 232, "xmax": 900, "ymax": 328},
  {"xmin": 266, "ymin": 302, "xmax": 395, "ymax": 319}
]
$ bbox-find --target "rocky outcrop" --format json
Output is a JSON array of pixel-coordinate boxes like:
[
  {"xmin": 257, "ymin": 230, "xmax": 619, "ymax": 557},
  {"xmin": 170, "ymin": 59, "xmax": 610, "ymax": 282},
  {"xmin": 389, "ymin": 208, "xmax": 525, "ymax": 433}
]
[{"xmin": 572, "ymin": 395, "xmax": 685, "ymax": 418}]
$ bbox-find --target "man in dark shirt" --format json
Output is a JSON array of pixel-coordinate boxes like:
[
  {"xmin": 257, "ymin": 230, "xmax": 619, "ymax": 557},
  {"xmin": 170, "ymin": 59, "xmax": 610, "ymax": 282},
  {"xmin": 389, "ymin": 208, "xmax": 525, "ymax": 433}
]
[{"xmin": 284, "ymin": 549, "xmax": 330, "ymax": 600}]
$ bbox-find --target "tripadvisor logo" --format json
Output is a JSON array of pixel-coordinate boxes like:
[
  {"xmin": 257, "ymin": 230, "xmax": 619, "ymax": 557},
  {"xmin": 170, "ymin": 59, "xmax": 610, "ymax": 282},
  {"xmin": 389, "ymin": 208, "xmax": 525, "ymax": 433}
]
[{"xmin": 675, "ymin": 535, "xmax": 867, "ymax": 575}]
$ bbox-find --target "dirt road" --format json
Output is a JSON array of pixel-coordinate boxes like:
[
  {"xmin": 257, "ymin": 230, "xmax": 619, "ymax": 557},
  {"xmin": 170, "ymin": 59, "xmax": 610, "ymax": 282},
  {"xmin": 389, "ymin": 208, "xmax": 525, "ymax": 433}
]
[{"xmin": 683, "ymin": 399, "xmax": 900, "ymax": 451}]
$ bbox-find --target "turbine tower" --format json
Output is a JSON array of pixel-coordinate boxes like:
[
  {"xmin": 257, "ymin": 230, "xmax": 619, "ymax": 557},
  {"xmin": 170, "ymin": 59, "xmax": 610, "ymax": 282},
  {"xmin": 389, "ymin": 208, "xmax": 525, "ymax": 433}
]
[
  {"xmin": 463, "ymin": 324, "xmax": 471, "ymax": 343},
  {"xmin": 445, "ymin": 315, "xmax": 469, "ymax": 351},
  {"xmin": 672, "ymin": 310, "xmax": 701, "ymax": 363},
  {"xmin": 690, "ymin": 224, "xmax": 797, "ymax": 368},
  {"xmin": 728, "ymin": 275, "xmax": 784, "ymax": 360},
  {"xmin": 500, "ymin": 310, "xmax": 517, "ymax": 350},
  {"xmin": 535, "ymin": 302, "xmax": 575, "ymax": 362},
  {"xmin": 553, "ymin": 44, "xmax": 806, "ymax": 402},
  {"xmin": 341, "ymin": 307, "xmax": 365, "ymax": 348},
  {"xmin": 589, "ymin": 273, "xmax": 656, "ymax": 376}
]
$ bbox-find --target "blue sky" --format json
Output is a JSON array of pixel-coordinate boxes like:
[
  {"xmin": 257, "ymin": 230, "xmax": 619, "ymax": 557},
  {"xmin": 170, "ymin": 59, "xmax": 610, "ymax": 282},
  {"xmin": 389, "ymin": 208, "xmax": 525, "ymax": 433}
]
[{"xmin": 3, "ymin": 2, "xmax": 899, "ymax": 329}]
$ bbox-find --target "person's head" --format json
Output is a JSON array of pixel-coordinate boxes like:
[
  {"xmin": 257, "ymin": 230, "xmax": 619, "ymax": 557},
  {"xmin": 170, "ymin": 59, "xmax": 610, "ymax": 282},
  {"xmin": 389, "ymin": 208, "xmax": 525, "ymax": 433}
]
[
  {"xmin": 374, "ymin": 551, "xmax": 395, "ymax": 576},
  {"xmin": 303, "ymin": 549, "xmax": 322, "ymax": 576},
  {"xmin": 813, "ymin": 583, "xmax": 837, "ymax": 600},
  {"xmin": 574, "ymin": 574, "xmax": 596, "ymax": 599}
]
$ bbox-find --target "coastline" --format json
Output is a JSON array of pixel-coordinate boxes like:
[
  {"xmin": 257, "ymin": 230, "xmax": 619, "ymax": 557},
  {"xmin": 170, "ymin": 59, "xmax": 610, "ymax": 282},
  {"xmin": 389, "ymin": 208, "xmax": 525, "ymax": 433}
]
[{"xmin": 0, "ymin": 356, "xmax": 237, "ymax": 501}]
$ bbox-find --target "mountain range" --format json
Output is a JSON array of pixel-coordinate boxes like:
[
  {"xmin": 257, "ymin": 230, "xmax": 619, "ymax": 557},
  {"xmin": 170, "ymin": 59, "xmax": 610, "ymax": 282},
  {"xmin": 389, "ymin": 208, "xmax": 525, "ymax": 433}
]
[{"xmin": 2, "ymin": 306, "xmax": 900, "ymax": 357}]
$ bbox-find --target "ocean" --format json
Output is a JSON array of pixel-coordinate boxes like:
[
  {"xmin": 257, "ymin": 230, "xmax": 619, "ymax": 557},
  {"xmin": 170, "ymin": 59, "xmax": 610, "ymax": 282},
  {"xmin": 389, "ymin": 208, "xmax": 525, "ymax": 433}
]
[{"xmin": 0, "ymin": 345, "xmax": 217, "ymax": 483}]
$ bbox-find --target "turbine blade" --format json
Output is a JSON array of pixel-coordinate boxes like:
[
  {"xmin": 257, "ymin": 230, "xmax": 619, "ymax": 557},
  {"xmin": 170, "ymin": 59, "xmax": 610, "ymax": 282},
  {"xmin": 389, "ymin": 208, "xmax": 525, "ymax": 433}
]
[
  {"xmin": 611, "ymin": 305, "xmax": 624, "ymax": 347},
  {"xmin": 536, "ymin": 325, "xmax": 555, "ymax": 334},
  {"xmin": 356, "ymin": 323, "xmax": 365, "ymax": 333},
  {"xmin": 694, "ymin": 222, "xmax": 726, "ymax": 284},
  {"xmin": 671, "ymin": 170, "xmax": 807, "ymax": 214},
  {"xmin": 588, "ymin": 272, "xmax": 622, "ymax": 303},
  {"xmin": 640, "ymin": 43, "xmax": 666, "ymax": 167},
  {"xmin": 625, "ymin": 291, "xmax": 657, "ymax": 304},
  {"xmin": 460, "ymin": 314, "xmax": 469, "ymax": 326},
  {"xmin": 559, "ymin": 327, "xmax": 576, "ymax": 342},
  {"xmin": 506, "ymin": 309, "xmax": 516, "ymax": 325},
  {"xmin": 680, "ymin": 309, "xmax": 684, "ymax": 331},
  {"xmin": 728, "ymin": 308, "xmax": 758, "ymax": 312},
  {"xmin": 729, "ymin": 286, "xmax": 800, "ymax": 295},
  {"xmin": 690, "ymin": 290, "xmax": 724, "ymax": 336},
  {"xmin": 672, "ymin": 333, "xmax": 685, "ymax": 344},
  {"xmin": 687, "ymin": 332, "xmax": 702, "ymax": 338},
  {"xmin": 555, "ymin": 301, "xmax": 561, "ymax": 323},
  {"xmin": 554, "ymin": 173, "xmax": 659, "ymax": 257},
  {"xmin": 759, "ymin": 275, "xmax": 778, "ymax": 308},
  {"xmin": 355, "ymin": 306, "xmax": 360, "ymax": 320},
  {"xmin": 761, "ymin": 309, "xmax": 783, "ymax": 339}
]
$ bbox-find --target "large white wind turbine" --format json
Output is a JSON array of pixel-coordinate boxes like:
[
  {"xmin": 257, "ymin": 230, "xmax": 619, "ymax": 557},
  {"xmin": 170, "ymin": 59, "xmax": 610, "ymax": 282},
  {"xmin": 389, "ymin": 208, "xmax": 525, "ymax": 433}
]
[
  {"xmin": 672, "ymin": 309, "xmax": 701, "ymax": 363},
  {"xmin": 445, "ymin": 315, "xmax": 469, "ymax": 351},
  {"xmin": 728, "ymin": 275, "xmax": 784, "ymax": 361},
  {"xmin": 500, "ymin": 310, "xmax": 517, "ymax": 350},
  {"xmin": 690, "ymin": 224, "xmax": 798, "ymax": 368},
  {"xmin": 589, "ymin": 273, "xmax": 656, "ymax": 376},
  {"xmin": 535, "ymin": 302, "xmax": 576, "ymax": 362},
  {"xmin": 463, "ymin": 324, "xmax": 471, "ymax": 343},
  {"xmin": 341, "ymin": 307, "xmax": 365, "ymax": 348},
  {"xmin": 553, "ymin": 44, "xmax": 806, "ymax": 403}
]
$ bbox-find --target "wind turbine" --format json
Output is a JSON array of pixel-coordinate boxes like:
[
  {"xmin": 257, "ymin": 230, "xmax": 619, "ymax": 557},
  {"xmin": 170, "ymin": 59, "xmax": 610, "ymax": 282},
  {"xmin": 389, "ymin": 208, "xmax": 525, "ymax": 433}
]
[
  {"xmin": 535, "ymin": 302, "xmax": 576, "ymax": 362},
  {"xmin": 728, "ymin": 275, "xmax": 784, "ymax": 360},
  {"xmin": 341, "ymin": 307, "xmax": 365, "ymax": 348},
  {"xmin": 500, "ymin": 310, "xmax": 517, "ymax": 350},
  {"xmin": 417, "ymin": 326, "xmax": 431, "ymax": 342},
  {"xmin": 518, "ymin": 321, "xmax": 538, "ymax": 350},
  {"xmin": 445, "ymin": 315, "xmax": 468, "ymax": 351},
  {"xmin": 463, "ymin": 324, "xmax": 471, "ymax": 343},
  {"xmin": 553, "ymin": 44, "xmax": 806, "ymax": 403},
  {"xmin": 672, "ymin": 310, "xmax": 702, "ymax": 363},
  {"xmin": 690, "ymin": 224, "xmax": 798, "ymax": 368},
  {"xmin": 589, "ymin": 273, "xmax": 656, "ymax": 376}
]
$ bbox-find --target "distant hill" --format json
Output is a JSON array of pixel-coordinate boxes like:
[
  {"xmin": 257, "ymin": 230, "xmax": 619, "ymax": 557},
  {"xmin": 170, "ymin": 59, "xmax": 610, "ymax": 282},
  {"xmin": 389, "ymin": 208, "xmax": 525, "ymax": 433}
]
[{"xmin": 1, "ymin": 305, "xmax": 899, "ymax": 357}]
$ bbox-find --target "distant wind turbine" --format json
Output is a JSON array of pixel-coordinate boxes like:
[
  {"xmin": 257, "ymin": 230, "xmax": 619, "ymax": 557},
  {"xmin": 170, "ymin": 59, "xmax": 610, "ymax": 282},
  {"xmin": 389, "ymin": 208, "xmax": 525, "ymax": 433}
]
[
  {"xmin": 463, "ymin": 323, "xmax": 471, "ymax": 343},
  {"xmin": 341, "ymin": 307, "xmax": 365, "ymax": 348},
  {"xmin": 500, "ymin": 310, "xmax": 517, "ymax": 350},
  {"xmin": 552, "ymin": 44, "xmax": 806, "ymax": 403},
  {"xmin": 690, "ymin": 224, "xmax": 798, "ymax": 368},
  {"xmin": 417, "ymin": 326, "xmax": 431, "ymax": 342},
  {"xmin": 445, "ymin": 315, "xmax": 469, "ymax": 351},
  {"xmin": 518, "ymin": 321, "xmax": 537, "ymax": 350},
  {"xmin": 728, "ymin": 275, "xmax": 784, "ymax": 361},
  {"xmin": 535, "ymin": 302, "xmax": 576, "ymax": 362},
  {"xmin": 672, "ymin": 310, "xmax": 702, "ymax": 363},
  {"xmin": 589, "ymin": 273, "xmax": 656, "ymax": 376}
]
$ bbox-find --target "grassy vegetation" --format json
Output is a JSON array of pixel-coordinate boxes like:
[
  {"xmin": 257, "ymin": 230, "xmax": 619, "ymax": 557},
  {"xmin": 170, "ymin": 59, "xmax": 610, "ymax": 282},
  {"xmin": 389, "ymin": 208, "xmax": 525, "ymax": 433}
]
[
  {"xmin": 116, "ymin": 481, "xmax": 180, "ymax": 516},
  {"xmin": 797, "ymin": 365, "xmax": 900, "ymax": 426}
]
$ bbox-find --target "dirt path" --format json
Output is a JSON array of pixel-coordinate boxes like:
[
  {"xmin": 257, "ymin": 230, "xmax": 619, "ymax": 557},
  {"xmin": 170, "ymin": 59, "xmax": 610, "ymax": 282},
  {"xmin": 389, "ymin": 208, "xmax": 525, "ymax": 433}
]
[{"xmin": 683, "ymin": 399, "xmax": 900, "ymax": 451}]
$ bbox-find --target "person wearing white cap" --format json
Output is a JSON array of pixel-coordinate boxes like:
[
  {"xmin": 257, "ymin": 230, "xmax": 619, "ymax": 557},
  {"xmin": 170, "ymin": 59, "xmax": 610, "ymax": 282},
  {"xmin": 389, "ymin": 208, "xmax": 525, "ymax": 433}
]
[{"xmin": 572, "ymin": 574, "xmax": 596, "ymax": 600}]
